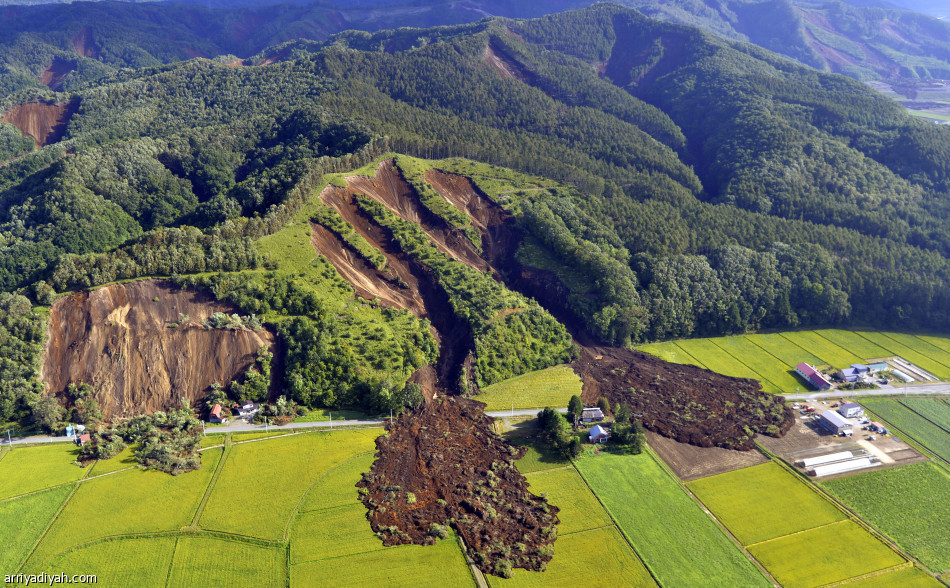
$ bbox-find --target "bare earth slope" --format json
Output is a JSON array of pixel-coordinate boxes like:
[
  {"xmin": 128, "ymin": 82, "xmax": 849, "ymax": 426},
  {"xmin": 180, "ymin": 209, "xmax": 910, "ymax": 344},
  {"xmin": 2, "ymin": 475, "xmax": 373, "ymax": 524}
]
[
  {"xmin": 42, "ymin": 279, "xmax": 274, "ymax": 419},
  {"xmin": 1, "ymin": 100, "xmax": 78, "ymax": 148}
]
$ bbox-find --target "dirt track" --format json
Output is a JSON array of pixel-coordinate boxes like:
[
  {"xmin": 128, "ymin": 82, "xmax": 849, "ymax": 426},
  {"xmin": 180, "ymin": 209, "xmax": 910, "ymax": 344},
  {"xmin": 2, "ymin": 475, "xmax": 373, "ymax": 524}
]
[{"xmin": 42, "ymin": 280, "xmax": 274, "ymax": 419}]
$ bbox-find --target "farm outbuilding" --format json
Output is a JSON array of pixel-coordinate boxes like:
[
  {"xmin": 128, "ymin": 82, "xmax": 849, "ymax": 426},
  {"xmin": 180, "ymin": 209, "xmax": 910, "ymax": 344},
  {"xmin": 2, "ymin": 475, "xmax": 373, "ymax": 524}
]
[
  {"xmin": 589, "ymin": 424, "xmax": 609, "ymax": 443},
  {"xmin": 795, "ymin": 363, "xmax": 832, "ymax": 390},
  {"xmin": 582, "ymin": 408, "xmax": 605, "ymax": 423},
  {"xmin": 868, "ymin": 362, "xmax": 889, "ymax": 373},
  {"xmin": 209, "ymin": 403, "xmax": 227, "ymax": 424},
  {"xmin": 819, "ymin": 410, "xmax": 852, "ymax": 435},
  {"xmin": 838, "ymin": 403, "xmax": 864, "ymax": 418}
]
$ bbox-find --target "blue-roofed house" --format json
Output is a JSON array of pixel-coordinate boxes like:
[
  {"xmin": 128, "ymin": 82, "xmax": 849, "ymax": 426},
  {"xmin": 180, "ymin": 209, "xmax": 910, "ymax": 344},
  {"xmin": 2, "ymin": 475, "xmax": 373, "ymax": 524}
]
[{"xmin": 589, "ymin": 424, "xmax": 609, "ymax": 444}]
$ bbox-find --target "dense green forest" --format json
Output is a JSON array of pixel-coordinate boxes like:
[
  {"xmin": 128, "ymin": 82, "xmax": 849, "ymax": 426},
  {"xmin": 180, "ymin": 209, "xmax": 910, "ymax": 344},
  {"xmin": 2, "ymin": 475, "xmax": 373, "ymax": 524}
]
[{"xmin": 5, "ymin": 3, "xmax": 950, "ymax": 427}]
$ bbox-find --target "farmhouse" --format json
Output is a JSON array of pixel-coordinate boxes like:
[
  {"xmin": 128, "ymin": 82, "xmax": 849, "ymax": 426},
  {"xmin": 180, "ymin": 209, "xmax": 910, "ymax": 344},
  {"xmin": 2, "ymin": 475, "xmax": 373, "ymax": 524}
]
[
  {"xmin": 209, "ymin": 403, "xmax": 227, "ymax": 424},
  {"xmin": 589, "ymin": 424, "xmax": 609, "ymax": 443},
  {"xmin": 838, "ymin": 403, "xmax": 864, "ymax": 418},
  {"xmin": 234, "ymin": 401, "xmax": 259, "ymax": 418},
  {"xmin": 582, "ymin": 407, "xmax": 605, "ymax": 423},
  {"xmin": 76, "ymin": 433, "xmax": 91, "ymax": 446},
  {"xmin": 819, "ymin": 410, "xmax": 852, "ymax": 436},
  {"xmin": 837, "ymin": 364, "xmax": 869, "ymax": 383},
  {"xmin": 795, "ymin": 363, "xmax": 832, "ymax": 390}
]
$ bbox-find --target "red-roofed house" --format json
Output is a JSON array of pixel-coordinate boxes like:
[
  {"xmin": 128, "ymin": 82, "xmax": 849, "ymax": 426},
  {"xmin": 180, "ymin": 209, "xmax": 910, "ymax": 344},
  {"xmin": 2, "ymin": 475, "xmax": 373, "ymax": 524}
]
[
  {"xmin": 77, "ymin": 433, "xmax": 91, "ymax": 446},
  {"xmin": 209, "ymin": 403, "xmax": 227, "ymax": 424},
  {"xmin": 795, "ymin": 363, "xmax": 832, "ymax": 391}
]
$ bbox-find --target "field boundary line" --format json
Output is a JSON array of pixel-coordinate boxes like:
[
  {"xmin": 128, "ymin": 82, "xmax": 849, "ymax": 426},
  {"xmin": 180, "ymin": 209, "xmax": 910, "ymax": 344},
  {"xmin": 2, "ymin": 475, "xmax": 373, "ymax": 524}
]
[
  {"xmin": 571, "ymin": 456, "xmax": 673, "ymax": 588},
  {"xmin": 761, "ymin": 444, "xmax": 921, "ymax": 568},
  {"xmin": 454, "ymin": 534, "xmax": 486, "ymax": 588},
  {"xmin": 43, "ymin": 528, "xmax": 287, "ymax": 567},
  {"xmin": 522, "ymin": 464, "xmax": 573, "ymax": 476},
  {"xmin": 645, "ymin": 444, "xmax": 778, "ymax": 586},
  {"xmin": 189, "ymin": 445, "xmax": 229, "ymax": 529},
  {"xmin": 0, "ymin": 463, "xmax": 138, "ymax": 505},
  {"xmin": 744, "ymin": 519, "xmax": 849, "ymax": 548},
  {"xmin": 898, "ymin": 399, "xmax": 950, "ymax": 436},
  {"xmin": 811, "ymin": 330, "xmax": 865, "ymax": 365},
  {"xmin": 821, "ymin": 562, "xmax": 915, "ymax": 588},
  {"xmin": 284, "ymin": 450, "xmax": 375, "ymax": 541},
  {"xmin": 670, "ymin": 341, "xmax": 710, "ymax": 370},
  {"xmin": 164, "ymin": 536, "xmax": 180, "ymax": 588},
  {"xmin": 16, "ymin": 482, "xmax": 80, "ymax": 573},
  {"xmin": 777, "ymin": 332, "xmax": 834, "ymax": 368},
  {"xmin": 706, "ymin": 338, "xmax": 785, "ymax": 393},
  {"xmin": 745, "ymin": 336, "xmax": 812, "ymax": 392}
]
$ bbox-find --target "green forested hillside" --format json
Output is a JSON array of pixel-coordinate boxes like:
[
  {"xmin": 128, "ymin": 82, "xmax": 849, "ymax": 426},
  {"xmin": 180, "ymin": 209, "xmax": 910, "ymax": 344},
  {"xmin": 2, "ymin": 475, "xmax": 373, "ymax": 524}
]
[{"xmin": 4, "ymin": 4, "xmax": 950, "ymax": 426}]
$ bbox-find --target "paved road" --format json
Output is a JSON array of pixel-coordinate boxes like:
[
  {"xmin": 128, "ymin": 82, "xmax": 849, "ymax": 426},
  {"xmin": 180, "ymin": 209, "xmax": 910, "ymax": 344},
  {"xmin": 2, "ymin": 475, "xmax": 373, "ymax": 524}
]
[
  {"xmin": 783, "ymin": 382, "xmax": 950, "ymax": 401},
  {"xmin": 1, "ymin": 408, "xmax": 567, "ymax": 447}
]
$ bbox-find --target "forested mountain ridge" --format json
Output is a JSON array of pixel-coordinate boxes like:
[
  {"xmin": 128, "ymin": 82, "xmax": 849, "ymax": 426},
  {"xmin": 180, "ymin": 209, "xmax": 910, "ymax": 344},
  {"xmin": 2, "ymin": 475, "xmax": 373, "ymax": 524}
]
[
  {"xmin": 3, "ymin": 4, "xmax": 950, "ymax": 428},
  {"xmin": 1, "ymin": 0, "xmax": 950, "ymax": 99}
]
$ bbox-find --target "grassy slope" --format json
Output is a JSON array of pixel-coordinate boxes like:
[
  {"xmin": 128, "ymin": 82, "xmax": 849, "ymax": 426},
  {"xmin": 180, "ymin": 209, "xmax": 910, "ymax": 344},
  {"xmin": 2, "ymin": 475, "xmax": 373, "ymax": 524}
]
[
  {"xmin": 575, "ymin": 451, "xmax": 768, "ymax": 587},
  {"xmin": 477, "ymin": 365, "xmax": 582, "ymax": 412}
]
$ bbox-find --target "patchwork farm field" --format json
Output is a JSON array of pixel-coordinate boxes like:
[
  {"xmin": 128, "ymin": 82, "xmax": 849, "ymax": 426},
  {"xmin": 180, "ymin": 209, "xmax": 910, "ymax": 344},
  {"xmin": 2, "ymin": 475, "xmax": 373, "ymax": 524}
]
[
  {"xmin": 823, "ymin": 462, "xmax": 950, "ymax": 573},
  {"xmin": 900, "ymin": 398, "xmax": 950, "ymax": 433},
  {"xmin": 687, "ymin": 462, "xmax": 845, "ymax": 545},
  {"xmin": 640, "ymin": 330, "xmax": 950, "ymax": 393},
  {"xmin": 0, "ymin": 443, "xmax": 86, "ymax": 500},
  {"xmin": 747, "ymin": 521, "xmax": 905, "ymax": 588},
  {"xmin": 861, "ymin": 399, "xmax": 950, "ymax": 463},
  {"xmin": 687, "ymin": 461, "xmax": 908, "ymax": 586},
  {"xmin": 846, "ymin": 565, "xmax": 945, "ymax": 588},
  {"xmin": 575, "ymin": 451, "xmax": 768, "ymax": 587},
  {"xmin": 477, "ymin": 365, "xmax": 582, "ymax": 411}
]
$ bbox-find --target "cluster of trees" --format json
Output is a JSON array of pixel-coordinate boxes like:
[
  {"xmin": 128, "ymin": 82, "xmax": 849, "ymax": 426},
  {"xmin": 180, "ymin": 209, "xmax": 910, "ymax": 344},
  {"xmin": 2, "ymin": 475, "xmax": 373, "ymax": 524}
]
[{"xmin": 0, "ymin": 293, "xmax": 45, "ymax": 425}]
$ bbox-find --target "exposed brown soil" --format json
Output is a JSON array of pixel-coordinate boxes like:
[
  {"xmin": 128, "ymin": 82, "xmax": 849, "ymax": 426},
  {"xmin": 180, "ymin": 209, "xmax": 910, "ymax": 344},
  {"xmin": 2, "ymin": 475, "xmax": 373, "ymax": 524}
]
[
  {"xmin": 358, "ymin": 396, "xmax": 558, "ymax": 577},
  {"xmin": 39, "ymin": 56, "xmax": 76, "ymax": 91},
  {"xmin": 259, "ymin": 49, "xmax": 291, "ymax": 66},
  {"xmin": 72, "ymin": 26, "xmax": 98, "ymax": 58},
  {"xmin": 318, "ymin": 165, "xmax": 476, "ymax": 395},
  {"xmin": 646, "ymin": 430, "xmax": 768, "ymax": 481},
  {"xmin": 483, "ymin": 43, "xmax": 525, "ymax": 81},
  {"xmin": 310, "ymin": 222, "xmax": 424, "ymax": 315},
  {"xmin": 1, "ymin": 99, "xmax": 79, "ymax": 148},
  {"xmin": 572, "ymin": 345, "xmax": 794, "ymax": 450},
  {"xmin": 41, "ymin": 279, "xmax": 274, "ymax": 420}
]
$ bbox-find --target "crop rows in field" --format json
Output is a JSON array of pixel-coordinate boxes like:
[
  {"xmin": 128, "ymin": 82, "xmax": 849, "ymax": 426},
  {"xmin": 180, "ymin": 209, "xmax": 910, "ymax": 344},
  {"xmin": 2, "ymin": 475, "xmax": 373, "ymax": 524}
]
[
  {"xmin": 575, "ymin": 452, "xmax": 768, "ymax": 587},
  {"xmin": 688, "ymin": 462, "xmax": 905, "ymax": 587},
  {"xmin": 861, "ymin": 399, "xmax": 950, "ymax": 464},
  {"xmin": 900, "ymin": 398, "xmax": 950, "ymax": 433},
  {"xmin": 477, "ymin": 364, "xmax": 582, "ymax": 411},
  {"xmin": 640, "ymin": 330, "xmax": 950, "ymax": 394},
  {"xmin": 823, "ymin": 462, "xmax": 950, "ymax": 573}
]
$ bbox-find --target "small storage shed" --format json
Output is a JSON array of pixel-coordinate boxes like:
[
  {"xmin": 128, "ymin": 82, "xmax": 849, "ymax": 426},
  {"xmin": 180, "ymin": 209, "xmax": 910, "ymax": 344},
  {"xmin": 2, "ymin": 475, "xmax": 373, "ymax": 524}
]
[
  {"xmin": 209, "ymin": 403, "xmax": 227, "ymax": 424},
  {"xmin": 868, "ymin": 362, "xmax": 889, "ymax": 373},
  {"xmin": 838, "ymin": 403, "xmax": 864, "ymax": 418},
  {"xmin": 589, "ymin": 424, "xmax": 609, "ymax": 443},
  {"xmin": 582, "ymin": 408, "xmax": 605, "ymax": 423}
]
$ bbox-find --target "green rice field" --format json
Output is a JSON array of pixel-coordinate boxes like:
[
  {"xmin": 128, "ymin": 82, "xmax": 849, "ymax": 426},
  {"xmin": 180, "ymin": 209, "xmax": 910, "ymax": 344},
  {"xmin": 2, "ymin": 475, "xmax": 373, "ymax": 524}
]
[
  {"xmin": 167, "ymin": 536, "xmax": 287, "ymax": 587},
  {"xmin": 686, "ymin": 461, "xmax": 908, "ymax": 587},
  {"xmin": 477, "ymin": 365, "xmax": 582, "ymax": 411},
  {"xmin": 640, "ymin": 330, "xmax": 950, "ymax": 393},
  {"xmin": 575, "ymin": 451, "xmax": 768, "ymax": 587},
  {"xmin": 489, "ymin": 527, "xmax": 656, "ymax": 588},
  {"xmin": 0, "ymin": 484, "xmax": 74, "ymax": 571},
  {"xmin": 845, "ymin": 566, "xmax": 944, "ymax": 588},
  {"xmin": 823, "ymin": 462, "xmax": 950, "ymax": 572},
  {"xmin": 522, "ymin": 467, "xmax": 612, "ymax": 535},
  {"xmin": 900, "ymin": 398, "xmax": 950, "ymax": 433},
  {"xmin": 747, "ymin": 520, "xmax": 905, "ymax": 588},
  {"xmin": 47, "ymin": 536, "xmax": 179, "ymax": 587},
  {"xmin": 0, "ymin": 443, "xmax": 86, "ymax": 500},
  {"xmin": 687, "ymin": 462, "xmax": 845, "ymax": 545},
  {"xmin": 861, "ymin": 399, "xmax": 950, "ymax": 463}
]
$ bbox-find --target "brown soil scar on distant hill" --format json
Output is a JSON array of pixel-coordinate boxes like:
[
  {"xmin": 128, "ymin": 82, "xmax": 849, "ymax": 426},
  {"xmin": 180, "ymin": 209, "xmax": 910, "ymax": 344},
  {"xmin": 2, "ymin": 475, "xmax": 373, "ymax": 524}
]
[
  {"xmin": 1, "ymin": 99, "xmax": 79, "ymax": 148},
  {"xmin": 41, "ymin": 279, "xmax": 275, "ymax": 420},
  {"xmin": 39, "ymin": 56, "xmax": 77, "ymax": 91},
  {"xmin": 72, "ymin": 26, "xmax": 98, "ymax": 58}
]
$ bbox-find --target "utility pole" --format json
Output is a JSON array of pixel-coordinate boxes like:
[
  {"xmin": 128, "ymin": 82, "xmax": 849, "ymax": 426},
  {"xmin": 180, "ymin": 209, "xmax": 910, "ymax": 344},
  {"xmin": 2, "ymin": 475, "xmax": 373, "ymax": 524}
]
[
  {"xmin": 6, "ymin": 429, "xmax": 11, "ymax": 448},
  {"xmin": 329, "ymin": 412, "xmax": 332, "ymax": 431},
  {"xmin": 265, "ymin": 416, "xmax": 268, "ymax": 434},
  {"xmin": 390, "ymin": 410, "xmax": 393, "ymax": 427}
]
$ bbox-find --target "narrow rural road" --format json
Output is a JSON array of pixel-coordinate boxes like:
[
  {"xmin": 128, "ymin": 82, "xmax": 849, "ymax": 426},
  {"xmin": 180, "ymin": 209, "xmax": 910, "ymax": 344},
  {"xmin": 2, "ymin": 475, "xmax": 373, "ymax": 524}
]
[
  {"xmin": 1, "ymin": 409, "xmax": 566, "ymax": 446},
  {"xmin": 783, "ymin": 382, "xmax": 950, "ymax": 401}
]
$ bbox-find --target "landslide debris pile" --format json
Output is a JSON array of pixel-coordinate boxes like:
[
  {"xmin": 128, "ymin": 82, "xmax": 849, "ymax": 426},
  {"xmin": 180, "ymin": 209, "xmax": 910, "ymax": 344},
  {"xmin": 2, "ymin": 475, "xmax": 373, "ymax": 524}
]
[
  {"xmin": 42, "ymin": 279, "xmax": 274, "ymax": 419},
  {"xmin": 573, "ymin": 345, "xmax": 794, "ymax": 450},
  {"xmin": 357, "ymin": 397, "xmax": 559, "ymax": 578}
]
